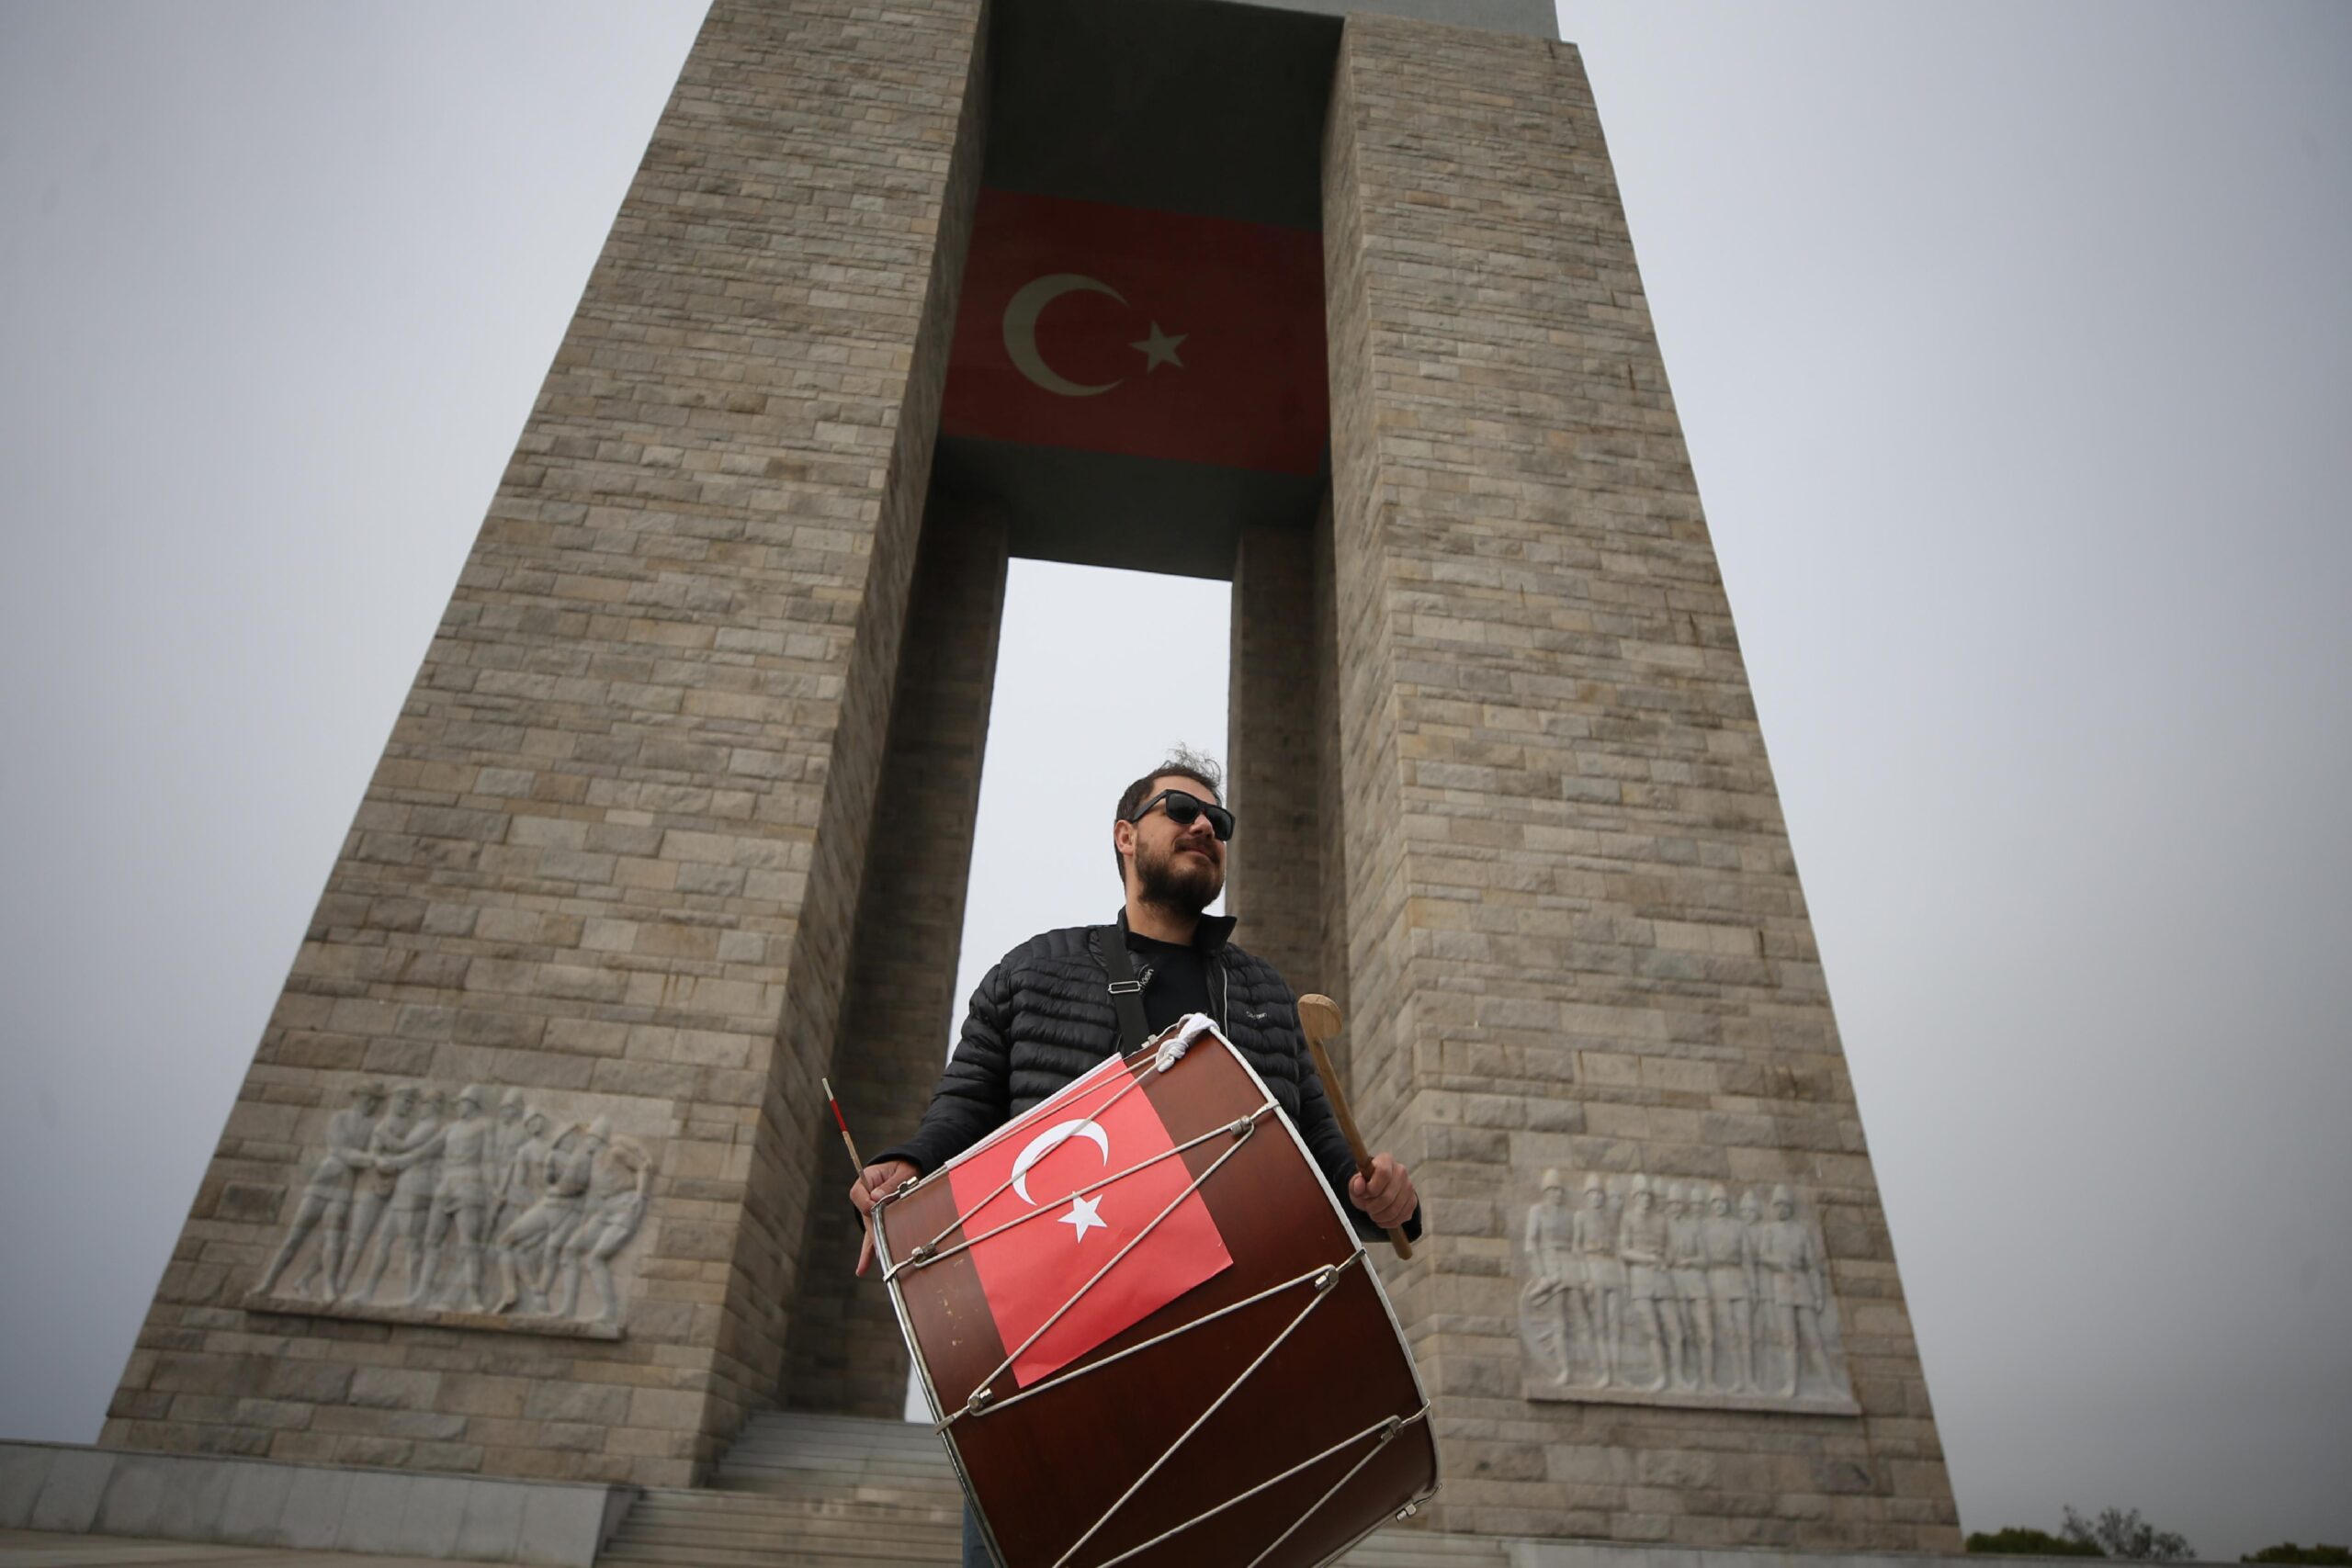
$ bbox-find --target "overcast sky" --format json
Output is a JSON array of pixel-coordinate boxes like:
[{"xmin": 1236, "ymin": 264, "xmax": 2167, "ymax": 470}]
[{"xmin": 2, "ymin": 1, "xmax": 2346, "ymax": 1558}]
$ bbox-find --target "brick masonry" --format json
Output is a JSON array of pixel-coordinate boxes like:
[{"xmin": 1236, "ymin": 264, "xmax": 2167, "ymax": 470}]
[
  {"xmin": 103, "ymin": 0, "xmax": 989, "ymax": 1490},
  {"xmin": 1319, "ymin": 17, "xmax": 1958, "ymax": 1549}
]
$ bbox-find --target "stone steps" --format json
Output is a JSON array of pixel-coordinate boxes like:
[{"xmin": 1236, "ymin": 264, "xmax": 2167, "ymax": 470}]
[{"xmin": 600, "ymin": 1410, "xmax": 1504, "ymax": 1567}]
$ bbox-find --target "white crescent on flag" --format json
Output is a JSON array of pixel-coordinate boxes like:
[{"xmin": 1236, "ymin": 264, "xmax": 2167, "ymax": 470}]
[
  {"xmin": 1009, "ymin": 1118, "xmax": 1111, "ymax": 1205},
  {"xmin": 1002, "ymin": 273, "xmax": 1126, "ymax": 398}
]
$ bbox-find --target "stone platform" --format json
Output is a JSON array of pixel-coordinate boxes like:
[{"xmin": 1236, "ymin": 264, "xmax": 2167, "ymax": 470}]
[{"xmin": 0, "ymin": 1416, "xmax": 2088, "ymax": 1568}]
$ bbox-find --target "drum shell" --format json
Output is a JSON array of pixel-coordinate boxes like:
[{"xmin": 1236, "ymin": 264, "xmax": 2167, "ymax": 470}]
[{"xmin": 877, "ymin": 1035, "xmax": 1435, "ymax": 1568}]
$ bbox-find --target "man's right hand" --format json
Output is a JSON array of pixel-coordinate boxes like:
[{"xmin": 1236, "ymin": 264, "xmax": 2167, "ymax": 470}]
[{"xmin": 850, "ymin": 1158, "xmax": 921, "ymax": 1278}]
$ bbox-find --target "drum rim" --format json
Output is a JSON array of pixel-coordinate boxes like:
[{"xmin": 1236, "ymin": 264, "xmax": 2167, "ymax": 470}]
[{"xmin": 871, "ymin": 1014, "xmax": 1440, "ymax": 1568}]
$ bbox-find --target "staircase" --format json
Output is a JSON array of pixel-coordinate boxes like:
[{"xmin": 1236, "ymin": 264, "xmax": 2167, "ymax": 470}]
[
  {"xmin": 599, "ymin": 1410, "xmax": 1505, "ymax": 1567},
  {"xmin": 601, "ymin": 1413, "xmax": 962, "ymax": 1567}
]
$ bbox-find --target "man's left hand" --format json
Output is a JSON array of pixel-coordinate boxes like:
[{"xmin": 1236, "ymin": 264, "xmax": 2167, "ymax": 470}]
[{"xmin": 1348, "ymin": 1153, "xmax": 1417, "ymax": 1231}]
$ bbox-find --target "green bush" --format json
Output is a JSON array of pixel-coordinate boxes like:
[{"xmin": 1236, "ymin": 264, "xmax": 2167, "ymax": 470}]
[
  {"xmin": 2243, "ymin": 1546, "xmax": 2351, "ymax": 1565},
  {"xmin": 1969, "ymin": 1528, "xmax": 2106, "ymax": 1557}
]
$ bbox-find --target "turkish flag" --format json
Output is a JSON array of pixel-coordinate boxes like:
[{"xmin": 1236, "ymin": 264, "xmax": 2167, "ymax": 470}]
[
  {"xmin": 940, "ymin": 188, "xmax": 1328, "ymax": 476},
  {"xmin": 944, "ymin": 1055, "xmax": 1234, "ymax": 1386}
]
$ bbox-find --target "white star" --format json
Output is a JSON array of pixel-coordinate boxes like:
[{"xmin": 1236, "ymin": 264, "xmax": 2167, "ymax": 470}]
[
  {"xmin": 1059, "ymin": 1193, "xmax": 1107, "ymax": 1242},
  {"xmin": 1129, "ymin": 321, "xmax": 1185, "ymax": 372}
]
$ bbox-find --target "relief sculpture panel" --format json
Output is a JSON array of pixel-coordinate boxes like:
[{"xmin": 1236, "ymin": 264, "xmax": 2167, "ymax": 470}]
[
  {"xmin": 1520, "ymin": 1169, "xmax": 1857, "ymax": 1414},
  {"xmin": 242, "ymin": 1077, "xmax": 659, "ymax": 1341}
]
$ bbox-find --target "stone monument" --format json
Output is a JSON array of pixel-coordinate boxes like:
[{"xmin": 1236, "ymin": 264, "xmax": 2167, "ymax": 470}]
[{"xmin": 81, "ymin": 0, "xmax": 1958, "ymax": 1553}]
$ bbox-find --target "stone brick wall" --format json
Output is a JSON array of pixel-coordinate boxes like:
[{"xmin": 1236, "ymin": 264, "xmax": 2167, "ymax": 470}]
[
  {"xmin": 783, "ymin": 504, "xmax": 1010, "ymax": 1417},
  {"xmin": 103, "ymin": 0, "xmax": 989, "ymax": 1490},
  {"xmin": 1320, "ymin": 17, "xmax": 1958, "ymax": 1549}
]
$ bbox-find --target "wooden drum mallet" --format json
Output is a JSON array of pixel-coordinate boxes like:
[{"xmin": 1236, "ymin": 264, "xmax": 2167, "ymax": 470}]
[{"xmin": 1295, "ymin": 995, "xmax": 1412, "ymax": 1260}]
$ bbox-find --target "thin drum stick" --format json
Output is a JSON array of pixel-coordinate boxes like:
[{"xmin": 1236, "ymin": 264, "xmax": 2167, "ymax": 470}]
[
  {"xmin": 1295, "ymin": 994, "xmax": 1413, "ymax": 1260},
  {"xmin": 827, "ymin": 1077, "xmax": 888, "ymax": 1279},
  {"xmin": 821, "ymin": 1077, "xmax": 865, "ymax": 1173}
]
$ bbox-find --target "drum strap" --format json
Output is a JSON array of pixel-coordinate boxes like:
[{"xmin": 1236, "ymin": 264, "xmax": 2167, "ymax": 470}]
[{"xmin": 1100, "ymin": 914, "xmax": 1153, "ymax": 1053}]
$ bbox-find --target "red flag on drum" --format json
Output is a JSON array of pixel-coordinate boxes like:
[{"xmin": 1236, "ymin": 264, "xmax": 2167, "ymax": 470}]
[{"xmin": 945, "ymin": 1056, "xmax": 1234, "ymax": 1385}]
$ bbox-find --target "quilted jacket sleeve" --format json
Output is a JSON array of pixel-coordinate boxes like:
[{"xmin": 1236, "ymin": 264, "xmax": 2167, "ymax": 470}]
[{"xmin": 873, "ymin": 957, "xmax": 1017, "ymax": 1176}]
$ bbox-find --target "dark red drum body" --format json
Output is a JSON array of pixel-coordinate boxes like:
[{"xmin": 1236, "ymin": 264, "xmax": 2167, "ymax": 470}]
[{"xmin": 875, "ymin": 1026, "xmax": 1437, "ymax": 1568}]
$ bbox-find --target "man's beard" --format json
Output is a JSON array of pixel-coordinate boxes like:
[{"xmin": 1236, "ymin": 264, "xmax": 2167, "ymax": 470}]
[{"xmin": 1135, "ymin": 837, "xmax": 1223, "ymax": 916}]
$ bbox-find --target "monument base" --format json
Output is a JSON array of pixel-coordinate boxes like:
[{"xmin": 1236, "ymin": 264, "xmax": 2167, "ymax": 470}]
[
  {"xmin": 1520, "ymin": 1381, "xmax": 1861, "ymax": 1418},
  {"xmin": 0, "ymin": 1441, "xmax": 633, "ymax": 1567},
  {"xmin": 239, "ymin": 1291, "xmax": 625, "ymax": 1342}
]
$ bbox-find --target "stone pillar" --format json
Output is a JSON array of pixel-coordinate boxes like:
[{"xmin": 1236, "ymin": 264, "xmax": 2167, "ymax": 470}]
[
  {"xmin": 783, "ymin": 502, "xmax": 1010, "ymax": 1416},
  {"xmin": 1227, "ymin": 523, "xmax": 1324, "ymax": 987},
  {"xmin": 102, "ymin": 0, "xmax": 989, "ymax": 1490},
  {"xmin": 1227, "ymin": 510, "xmax": 1353, "ymax": 1084},
  {"xmin": 1321, "ymin": 17, "xmax": 1957, "ymax": 1550}
]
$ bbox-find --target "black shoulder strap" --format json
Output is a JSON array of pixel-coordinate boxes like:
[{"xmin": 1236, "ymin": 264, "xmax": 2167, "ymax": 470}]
[{"xmin": 1099, "ymin": 912, "xmax": 1151, "ymax": 1053}]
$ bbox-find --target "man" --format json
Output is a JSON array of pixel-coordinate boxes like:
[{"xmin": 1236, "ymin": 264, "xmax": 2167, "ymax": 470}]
[{"xmin": 847, "ymin": 753, "xmax": 1419, "ymax": 1567}]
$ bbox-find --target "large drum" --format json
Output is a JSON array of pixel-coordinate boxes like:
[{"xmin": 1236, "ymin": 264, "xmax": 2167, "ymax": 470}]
[{"xmin": 874, "ymin": 1021, "xmax": 1437, "ymax": 1568}]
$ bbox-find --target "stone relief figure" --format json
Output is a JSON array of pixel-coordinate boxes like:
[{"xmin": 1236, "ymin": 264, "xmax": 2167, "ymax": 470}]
[
  {"xmin": 1701, "ymin": 1183, "xmax": 1756, "ymax": 1391},
  {"xmin": 254, "ymin": 1081, "xmax": 384, "ymax": 1301},
  {"xmin": 335, "ymin": 1083, "xmax": 420, "ymax": 1298},
  {"xmin": 1519, "ymin": 1170, "xmax": 1851, "ymax": 1409},
  {"xmin": 487, "ymin": 1088, "xmax": 531, "ymax": 1238},
  {"xmin": 251, "ymin": 1077, "xmax": 656, "ymax": 1335},
  {"xmin": 1520, "ymin": 1168, "xmax": 1589, "ymax": 1385},
  {"xmin": 1666, "ymin": 1182, "xmax": 1712, "ymax": 1391},
  {"xmin": 1571, "ymin": 1174, "xmax": 1623, "ymax": 1388},
  {"xmin": 412, "ymin": 1084, "xmax": 496, "ymax": 1310},
  {"xmin": 350, "ymin": 1085, "xmax": 446, "ymax": 1303},
  {"xmin": 1616, "ymin": 1175, "xmax": 1673, "ymax": 1392},
  {"xmin": 553, "ymin": 1134, "xmax": 654, "ymax": 1323},
  {"xmin": 1754, "ymin": 1182, "xmax": 1831, "ymax": 1397},
  {"xmin": 492, "ymin": 1117, "xmax": 604, "ymax": 1314}
]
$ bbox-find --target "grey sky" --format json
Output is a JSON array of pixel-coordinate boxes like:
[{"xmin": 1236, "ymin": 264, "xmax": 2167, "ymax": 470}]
[{"xmin": 2, "ymin": 1, "xmax": 2346, "ymax": 1557}]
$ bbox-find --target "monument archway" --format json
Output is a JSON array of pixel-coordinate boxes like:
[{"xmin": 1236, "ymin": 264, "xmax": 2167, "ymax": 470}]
[
  {"xmin": 97, "ymin": 0, "xmax": 1959, "ymax": 1549},
  {"xmin": 782, "ymin": 0, "xmax": 1349, "ymax": 1416}
]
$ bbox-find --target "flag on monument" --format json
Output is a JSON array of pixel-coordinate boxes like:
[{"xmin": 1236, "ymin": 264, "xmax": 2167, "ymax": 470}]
[
  {"xmin": 941, "ymin": 187, "xmax": 1328, "ymax": 475},
  {"xmin": 944, "ymin": 1054, "xmax": 1233, "ymax": 1385}
]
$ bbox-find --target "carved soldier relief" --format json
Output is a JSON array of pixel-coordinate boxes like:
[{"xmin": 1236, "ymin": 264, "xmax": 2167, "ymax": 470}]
[
  {"xmin": 243, "ymin": 1077, "xmax": 659, "ymax": 1340},
  {"xmin": 1519, "ymin": 1169, "xmax": 1856, "ymax": 1414}
]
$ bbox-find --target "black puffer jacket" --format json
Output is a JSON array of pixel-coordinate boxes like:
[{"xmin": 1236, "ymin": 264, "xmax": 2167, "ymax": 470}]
[{"xmin": 876, "ymin": 915, "xmax": 1419, "ymax": 1243}]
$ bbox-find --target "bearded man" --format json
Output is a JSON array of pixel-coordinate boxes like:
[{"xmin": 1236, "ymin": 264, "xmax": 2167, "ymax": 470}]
[{"xmin": 847, "ymin": 752, "xmax": 1419, "ymax": 1568}]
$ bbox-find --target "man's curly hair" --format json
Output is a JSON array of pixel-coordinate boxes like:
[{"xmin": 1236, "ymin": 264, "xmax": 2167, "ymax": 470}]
[{"xmin": 1112, "ymin": 747, "xmax": 1224, "ymax": 882}]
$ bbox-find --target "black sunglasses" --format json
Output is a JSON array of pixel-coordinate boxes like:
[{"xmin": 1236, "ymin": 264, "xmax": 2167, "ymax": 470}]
[{"xmin": 1128, "ymin": 788, "xmax": 1235, "ymax": 841}]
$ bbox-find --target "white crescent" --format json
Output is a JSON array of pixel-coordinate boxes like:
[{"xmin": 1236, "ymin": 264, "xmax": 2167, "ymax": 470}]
[
  {"xmin": 1010, "ymin": 1118, "xmax": 1112, "ymax": 1205},
  {"xmin": 1003, "ymin": 274, "xmax": 1126, "ymax": 398}
]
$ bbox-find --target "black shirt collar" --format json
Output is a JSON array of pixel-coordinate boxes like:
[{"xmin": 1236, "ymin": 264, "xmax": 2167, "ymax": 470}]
[{"xmin": 1116, "ymin": 908, "xmax": 1237, "ymax": 953}]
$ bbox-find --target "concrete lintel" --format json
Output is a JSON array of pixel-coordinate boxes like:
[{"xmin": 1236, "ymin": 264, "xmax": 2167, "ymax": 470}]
[
  {"xmin": 1239, "ymin": 0, "xmax": 1559, "ymax": 40},
  {"xmin": 0, "ymin": 1441, "xmax": 632, "ymax": 1568}
]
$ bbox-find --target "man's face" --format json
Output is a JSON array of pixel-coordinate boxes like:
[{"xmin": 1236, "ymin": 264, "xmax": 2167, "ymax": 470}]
[{"xmin": 1119, "ymin": 773, "xmax": 1226, "ymax": 913}]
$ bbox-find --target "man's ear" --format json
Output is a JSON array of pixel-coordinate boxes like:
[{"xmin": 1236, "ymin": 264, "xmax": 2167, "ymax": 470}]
[{"xmin": 1113, "ymin": 817, "xmax": 1137, "ymax": 862}]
